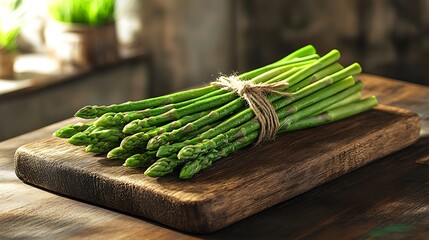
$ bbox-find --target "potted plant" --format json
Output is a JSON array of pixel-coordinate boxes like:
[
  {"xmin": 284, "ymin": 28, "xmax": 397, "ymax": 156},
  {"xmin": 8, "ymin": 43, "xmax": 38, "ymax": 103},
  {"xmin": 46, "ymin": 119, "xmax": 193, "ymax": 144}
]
[
  {"xmin": 0, "ymin": 0, "xmax": 23, "ymax": 78},
  {"xmin": 45, "ymin": 0, "xmax": 118, "ymax": 69}
]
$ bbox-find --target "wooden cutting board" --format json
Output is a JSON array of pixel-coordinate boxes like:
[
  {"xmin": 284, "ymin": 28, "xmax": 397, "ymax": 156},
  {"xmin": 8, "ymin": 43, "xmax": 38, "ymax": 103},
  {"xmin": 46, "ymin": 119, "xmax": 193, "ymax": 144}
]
[{"xmin": 14, "ymin": 105, "xmax": 420, "ymax": 233}]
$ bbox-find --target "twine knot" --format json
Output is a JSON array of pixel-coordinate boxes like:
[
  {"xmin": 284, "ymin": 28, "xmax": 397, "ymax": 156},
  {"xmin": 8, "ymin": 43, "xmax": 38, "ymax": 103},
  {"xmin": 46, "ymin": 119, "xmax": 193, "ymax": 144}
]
[{"xmin": 212, "ymin": 75, "xmax": 291, "ymax": 144}]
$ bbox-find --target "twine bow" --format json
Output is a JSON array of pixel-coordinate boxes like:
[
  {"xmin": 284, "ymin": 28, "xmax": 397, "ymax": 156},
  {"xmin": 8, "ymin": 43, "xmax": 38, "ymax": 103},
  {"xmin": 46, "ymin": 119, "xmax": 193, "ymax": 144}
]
[{"xmin": 212, "ymin": 75, "xmax": 292, "ymax": 145}]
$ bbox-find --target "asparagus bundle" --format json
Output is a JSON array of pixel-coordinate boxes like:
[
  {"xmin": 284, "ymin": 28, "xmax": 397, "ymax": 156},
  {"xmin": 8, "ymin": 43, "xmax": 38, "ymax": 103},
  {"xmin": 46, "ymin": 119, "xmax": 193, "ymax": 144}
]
[{"xmin": 54, "ymin": 45, "xmax": 378, "ymax": 179}]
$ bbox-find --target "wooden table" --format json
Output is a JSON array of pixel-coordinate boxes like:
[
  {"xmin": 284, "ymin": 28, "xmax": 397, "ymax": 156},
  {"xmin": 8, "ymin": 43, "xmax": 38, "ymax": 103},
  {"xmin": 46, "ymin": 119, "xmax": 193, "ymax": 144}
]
[{"xmin": 1, "ymin": 74, "xmax": 429, "ymax": 239}]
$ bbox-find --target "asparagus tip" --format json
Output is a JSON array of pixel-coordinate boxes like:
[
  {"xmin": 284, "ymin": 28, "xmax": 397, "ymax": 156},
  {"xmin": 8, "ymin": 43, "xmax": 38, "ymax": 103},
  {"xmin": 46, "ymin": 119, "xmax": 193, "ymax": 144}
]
[
  {"xmin": 75, "ymin": 105, "xmax": 106, "ymax": 119},
  {"xmin": 179, "ymin": 161, "xmax": 201, "ymax": 180},
  {"xmin": 147, "ymin": 135, "xmax": 168, "ymax": 150},
  {"xmin": 122, "ymin": 120, "xmax": 143, "ymax": 134},
  {"xmin": 123, "ymin": 156, "xmax": 141, "ymax": 167},
  {"xmin": 177, "ymin": 146, "xmax": 197, "ymax": 160},
  {"xmin": 144, "ymin": 167, "xmax": 162, "ymax": 177},
  {"xmin": 68, "ymin": 132, "xmax": 94, "ymax": 145}
]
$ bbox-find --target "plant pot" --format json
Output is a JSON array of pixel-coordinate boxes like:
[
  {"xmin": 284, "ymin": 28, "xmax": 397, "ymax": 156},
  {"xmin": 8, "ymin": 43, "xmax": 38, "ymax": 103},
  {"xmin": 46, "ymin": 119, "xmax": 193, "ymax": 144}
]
[
  {"xmin": 44, "ymin": 22, "xmax": 119, "ymax": 69},
  {"xmin": 0, "ymin": 50, "xmax": 15, "ymax": 79}
]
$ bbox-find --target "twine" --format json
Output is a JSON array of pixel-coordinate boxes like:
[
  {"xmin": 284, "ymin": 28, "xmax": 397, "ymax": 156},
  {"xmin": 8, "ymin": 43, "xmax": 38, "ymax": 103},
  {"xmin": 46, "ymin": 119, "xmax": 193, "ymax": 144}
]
[{"xmin": 212, "ymin": 75, "xmax": 292, "ymax": 144}]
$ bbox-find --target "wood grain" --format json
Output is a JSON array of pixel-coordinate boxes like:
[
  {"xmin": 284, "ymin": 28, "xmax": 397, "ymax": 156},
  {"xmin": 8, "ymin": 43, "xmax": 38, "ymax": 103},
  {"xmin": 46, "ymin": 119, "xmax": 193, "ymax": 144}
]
[{"xmin": 14, "ymin": 105, "xmax": 420, "ymax": 233}]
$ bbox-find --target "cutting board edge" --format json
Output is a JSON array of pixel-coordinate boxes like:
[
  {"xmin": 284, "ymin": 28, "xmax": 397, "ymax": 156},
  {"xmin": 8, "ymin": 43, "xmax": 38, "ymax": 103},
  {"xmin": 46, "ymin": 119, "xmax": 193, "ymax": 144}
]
[{"xmin": 13, "ymin": 107, "xmax": 422, "ymax": 234}]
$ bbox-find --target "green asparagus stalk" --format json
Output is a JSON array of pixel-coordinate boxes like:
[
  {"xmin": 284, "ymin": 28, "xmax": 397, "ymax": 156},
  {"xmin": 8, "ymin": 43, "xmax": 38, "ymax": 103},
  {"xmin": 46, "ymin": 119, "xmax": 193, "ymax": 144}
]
[
  {"xmin": 68, "ymin": 125, "xmax": 122, "ymax": 146},
  {"xmin": 121, "ymin": 120, "xmax": 216, "ymax": 157},
  {"xmin": 265, "ymin": 63, "xmax": 361, "ymax": 107},
  {"xmin": 278, "ymin": 49, "xmax": 340, "ymax": 87},
  {"xmin": 145, "ymin": 95, "xmax": 246, "ymax": 150},
  {"xmin": 67, "ymin": 124, "xmax": 113, "ymax": 145},
  {"xmin": 82, "ymin": 124, "xmax": 100, "ymax": 134},
  {"xmin": 236, "ymin": 45, "xmax": 318, "ymax": 80},
  {"xmin": 93, "ymin": 92, "xmax": 217, "ymax": 128},
  {"xmin": 177, "ymin": 121, "xmax": 221, "ymax": 142},
  {"xmin": 85, "ymin": 139, "xmax": 120, "ymax": 153},
  {"xmin": 123, "ymin": 92, "xmax": 237, "ymax": 131},
  {"xmin": 277, "ymin": 45, "xmax": 317, "ymax": 62},
  {"xmin": 144, "ymin": 155, "xmax": 185, "ymax": 177},
  {"xmin": 143, "ymin": 121, "xmax": 236, "ymax": 175},
  {"xmin": 123, "ymin": 151, "xmax": 157, "ymax": 167},
  {"xmin": 107, "ymin": 146, "xmax": 140, "ymax": 160},
  {"xmin": 53, "ymin": 122, "xmax": 93, "ymax": 138},
  {"xmin": 156, "ymin": 135, "xmax": 207, "ymax": 158},
  {"xmin": 88, "ymin": 128, "xmax": 125, "ymax": 141},
  {"xmin": 177, "ymin": 120, "xmax": 259, "ymax": 160},
  {"xmin": 313, "ymin": 91, "xmax": 362, "ymax": 115},
  {"xmin": 179, "ymin": 150, "xmax": 220, "ymax": 180},
  {"xmin": 75, "ymin": 85, "xmax": 217, "ymax": 119},
  {"xmin": 68, "ymin": 132, "xmax": 98, "ymax": 146},
  {"xmin": 84, "ymin": 128, "xmax": 127, "ymax": 153},
  {"xmin": 145, "ymin": 118, "xmax": 226, "ymax": 174},
  {"xmin": 281, "ymin": 96, "xmax": 378, "ymax": 132},
  {"xmin": 121, "ymin": 109, "xmax": 211, "ymax": 135},
  {"xmin": 75, "ymin": 46, "xmax": 318, "ymax": 119},
  {"xmin": 177, "ymin": 130, "xmax": 259, "ymax": 179},
  {"xmin": 279, "ymin": 80, "xmax": 363, "ymax": 127},
  {"xmin": 278, "ymin": 76, "xmax": 356, "ymax": 116},
  {"xmin": 120, "ymin": 110, "xmax": 211, "ymax": 149},
  {"xmin": 287, "ymin": 62, "xmax": 343, "ymax": 92},
  {"xmin": 113, "ymin": 121, "xmax": 218, "ymax": 164},
  {"xmin": 239, "ymin": 54, "xmax": 319, "ymax": 81}
]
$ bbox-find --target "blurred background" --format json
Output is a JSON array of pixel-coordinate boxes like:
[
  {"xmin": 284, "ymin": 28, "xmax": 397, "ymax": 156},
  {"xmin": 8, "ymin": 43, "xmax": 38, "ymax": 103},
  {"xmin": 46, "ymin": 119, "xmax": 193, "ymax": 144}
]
[{"xmin": 1, "ymin": 0, "xmax": 429, "ymax": 140}]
